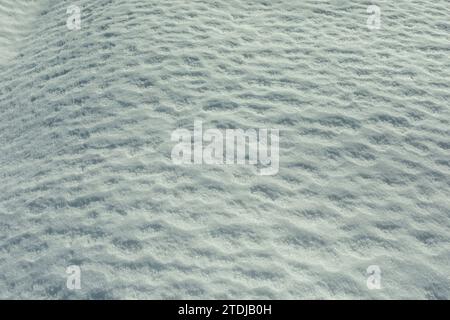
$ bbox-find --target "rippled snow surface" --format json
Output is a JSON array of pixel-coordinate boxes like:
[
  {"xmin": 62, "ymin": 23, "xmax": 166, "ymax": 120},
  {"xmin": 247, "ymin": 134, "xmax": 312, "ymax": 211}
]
[{"xmin": 0, "ymin": 0, "xmax": 449, "ymax": 299}]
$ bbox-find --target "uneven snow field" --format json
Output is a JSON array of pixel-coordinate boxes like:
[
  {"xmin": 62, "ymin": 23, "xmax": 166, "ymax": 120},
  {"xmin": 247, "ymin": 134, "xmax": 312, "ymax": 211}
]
[
  {"xmin": 0, "ymin": 0, "xmax": 42, "ymax": 65},
  {"xmin": 0, "ymin": 0, "xmax": 449, "ymax": 299}
]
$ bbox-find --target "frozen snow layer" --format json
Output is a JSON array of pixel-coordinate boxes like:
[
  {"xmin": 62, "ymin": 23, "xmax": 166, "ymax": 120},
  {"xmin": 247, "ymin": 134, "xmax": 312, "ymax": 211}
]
[
  {"xmin": 0, "ymin": 0, "xmax": 449, "ymax": 299},
  {"xmin": 0, "ymin": 0, "xmax": 42, "ymax": 65}
]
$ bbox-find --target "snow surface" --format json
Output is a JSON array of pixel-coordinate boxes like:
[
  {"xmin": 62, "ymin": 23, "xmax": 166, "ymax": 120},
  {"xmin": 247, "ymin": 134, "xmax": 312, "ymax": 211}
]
[{"xmin": 0, "ymin": 0, "xmax": 449, "ymax": 299}]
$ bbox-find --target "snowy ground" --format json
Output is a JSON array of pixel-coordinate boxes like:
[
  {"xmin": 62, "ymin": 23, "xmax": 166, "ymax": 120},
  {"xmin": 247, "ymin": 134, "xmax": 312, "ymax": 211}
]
[{"xmin": 0, "ymin": 0, "xmax": 449, "ymax": 299}]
